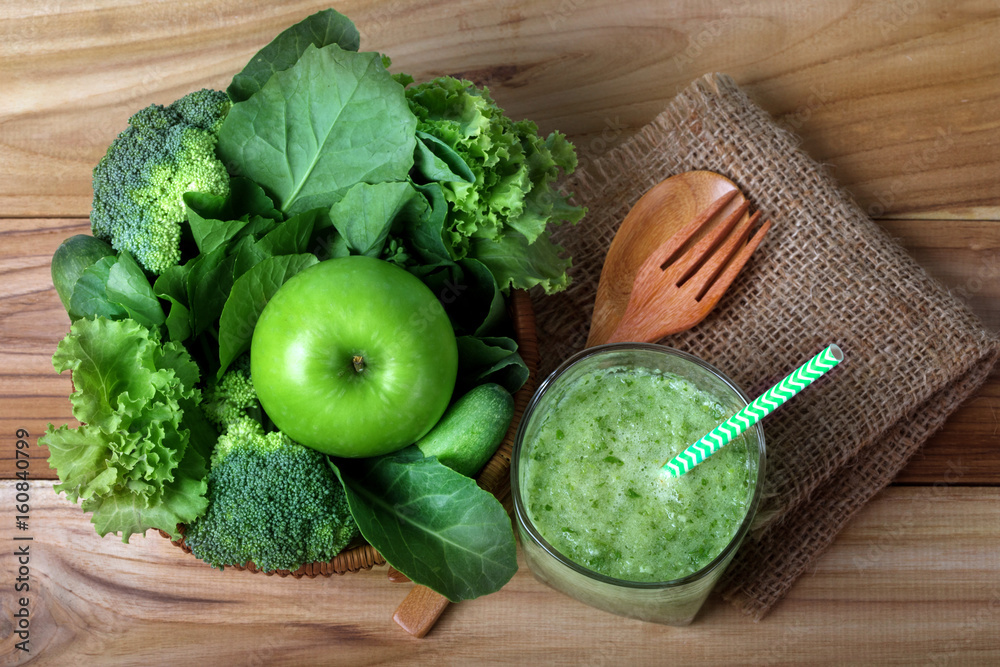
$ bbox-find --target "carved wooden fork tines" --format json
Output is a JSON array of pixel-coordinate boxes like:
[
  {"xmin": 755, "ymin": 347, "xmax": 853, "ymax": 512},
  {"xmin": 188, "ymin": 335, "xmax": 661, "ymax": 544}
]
[{"xmin": 607, "ymin": 189, "xmax": 772, "ymax": 344}]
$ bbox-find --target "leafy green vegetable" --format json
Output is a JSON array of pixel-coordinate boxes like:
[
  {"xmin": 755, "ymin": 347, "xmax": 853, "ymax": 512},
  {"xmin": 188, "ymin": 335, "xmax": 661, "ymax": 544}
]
[
  {"xmin": 39, "ymin": 317, "xmax": 210, "ymax": 542},
  {"xmin": 227, "ymin": 8, "xmax": 361, "ymax": 103},
  {"xmin": 332, "ymin": 446, "xmax": 517, "ymax": 601},
  {"xmin": 184, "ymin": 417, "xmax": 357, "ymax": 572},
  {"xmin": 68, "ymin": 252, "xmax": 165, "ymax": 327},
  {"xmin": 388, "ymin": 182, "xmax": 452, "ymax": 266},
  {"xmin": 456, "ymin": 335, "xmax": 529, "ymax": 395},
  {"xmin": 184, "ymin": 177, "xmax": 284, "ymax": 255},
  {"xmin": 413, "ymin": 131, "xmax": 475, "ymax": 184},
  {"xmin": 404, "ymin": 76, "xmax": 585, "ymax": 292},
  {"xmin": 51, "ymin": 234, "xmax": 116, "ymax": 317},
  {"xmin": 469, "ymin": 228, "xmax": 574, "ymax": 294},
  {"xmin": 153, "ymin": 264, "xmax": 192, "ymax": 341},
  {"xmin": 68, "ymin": 256, "xmax": 127, "ymax": 321},
  {"xmin": 91, "ymin": 88, "xmax": 232, "ymax": 274},
  {"xmin": 217, "ymin": 253, "xmax": 319, "ymax": 376},
  {"xmin": 450, "ymin": 258, "xmax": 508, "ymax": 336},
  {"xmin": 105, "ymin": 251, "xmax": 167, "ymax": 326},
  {"xmin": 254, "ymin": 209, "xmax": 321, "ymax": 257},
  {"xmin": 185, "ymin": 243, "xmax": 239, "ymax": 337},
  {"xmin": 329, "ymin": 181, "xmax": 415, "ymax": 257},
  {"xmin": 218, "ymin": 43, "xmax": 416, "ymax": 215}
]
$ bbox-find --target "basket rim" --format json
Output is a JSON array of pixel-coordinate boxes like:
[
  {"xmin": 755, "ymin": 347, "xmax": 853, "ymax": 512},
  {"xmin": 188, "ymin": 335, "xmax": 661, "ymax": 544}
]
[{"xmin": 161, "ymin": 288, "xmax": 539, "ymax": 579}]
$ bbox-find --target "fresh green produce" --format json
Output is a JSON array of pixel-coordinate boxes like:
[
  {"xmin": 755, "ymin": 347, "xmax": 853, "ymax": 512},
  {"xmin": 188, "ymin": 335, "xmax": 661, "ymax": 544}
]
[
  {"xmin": 251, "ymin": 256, "xmax": 458, "ymax": 457},
  {"xmin": 404, "ymin": 77, "xmax": 586, "ymax": 293},
  {"xmin": 183, "ymin": 417, "xmax": 357, "ymax": 572},
  {"xmin": 218, "ymin": 44, "xmax": 415, "ymax": 216},
  {"xmin": 68, "ymin": 250, "xmax": 166, "ymax": 327},
  {"xmin": 44, "ymin": 8, "xmax": 584, "ymax": 601},
  {"xmin": 39, "ymin": 317, "xmax": 211, "ymax": 542},
  {"xmin": 50, "ymin": 234, "xmax": 116, "ymax": 316},
  {"xmin": 157, "ymin": 180, "xmax": 321, "ymax": 353},
  {"xmin": 201, "ymin": 355, "xmax": 262, "ymax": 432},
  {"xmin": 333, "ymin": 446, "xmax": 517, "ymax": 602},
  {"xmin": 91, "ymin": 88, "xmax": 232, "ymax": 274},
  {"xmin": 416, "ymin": 383, "xmax": 514, "ymax": 476},
  {"xmin": 226, "ymin": 8, "xmax": 360, "ymax": 103}
]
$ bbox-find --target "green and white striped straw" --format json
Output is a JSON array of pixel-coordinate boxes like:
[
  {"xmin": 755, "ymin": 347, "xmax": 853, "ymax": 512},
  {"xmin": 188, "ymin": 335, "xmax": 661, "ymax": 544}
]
[{"xmin": 663, "ymin": 344, "xmax": 844, "ymax": 477}]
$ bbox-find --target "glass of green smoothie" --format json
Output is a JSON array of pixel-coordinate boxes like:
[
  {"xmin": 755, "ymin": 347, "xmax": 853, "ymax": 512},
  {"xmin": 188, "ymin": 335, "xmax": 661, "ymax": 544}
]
[{"xmin": 511, "ymin": 343, "xmax": 765, "ymax": 625}]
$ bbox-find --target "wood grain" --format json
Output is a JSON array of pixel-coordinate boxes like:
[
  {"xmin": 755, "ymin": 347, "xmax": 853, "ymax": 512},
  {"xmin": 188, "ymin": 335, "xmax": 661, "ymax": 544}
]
[
  {"xmin": 3, "ymin": 482, "xmax": 997, "ymax": 664},
  {"xmin": 587, "ymin": 171, "xmax": 761, "ymax": 346},
  {"xmin": 0, "ymin": 1, "xmax": 998, "ymax": 662},
  {"xmin": 0, "ymin": 219, "xmax": 82, "ymax": 467},
  {"xmin": 1, "ymin": 1, "xmax": 998, "ymax": 221},
  {"xmin": 393, "ymin": 586, "xmax": 452, "ymax": 638}
]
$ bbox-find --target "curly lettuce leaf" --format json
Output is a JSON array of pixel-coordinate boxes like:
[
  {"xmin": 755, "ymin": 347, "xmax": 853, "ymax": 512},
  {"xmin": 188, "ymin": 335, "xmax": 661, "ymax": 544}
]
[
  {"xmin": 404, "ymin": 76, "xmax": 585, "ymax": 293},
  {"xmin": 468, "ymin": 228, "xmax": 573, "ymax": 294},
  {"xmin": 40, "ymin": 317, "xmax": 210, "ymax": 542}
]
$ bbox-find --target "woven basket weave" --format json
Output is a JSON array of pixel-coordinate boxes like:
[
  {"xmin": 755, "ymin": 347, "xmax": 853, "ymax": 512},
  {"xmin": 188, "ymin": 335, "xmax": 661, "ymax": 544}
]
[{"xmin": 162, "ymin": 289, "xmax": 538, "ymax": 578}]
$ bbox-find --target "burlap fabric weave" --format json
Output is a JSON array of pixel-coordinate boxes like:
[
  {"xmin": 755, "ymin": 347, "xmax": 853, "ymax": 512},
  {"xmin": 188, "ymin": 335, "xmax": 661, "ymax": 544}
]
[{"xmin": 533, "ymin": 73, "xmax": 1000, "ymax": 620}]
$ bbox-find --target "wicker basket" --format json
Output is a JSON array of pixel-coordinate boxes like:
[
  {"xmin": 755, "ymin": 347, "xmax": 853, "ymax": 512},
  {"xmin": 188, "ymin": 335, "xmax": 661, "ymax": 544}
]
[{"xmin": 161, "ymin": 289, "xmax": 539, "ymax": 578}]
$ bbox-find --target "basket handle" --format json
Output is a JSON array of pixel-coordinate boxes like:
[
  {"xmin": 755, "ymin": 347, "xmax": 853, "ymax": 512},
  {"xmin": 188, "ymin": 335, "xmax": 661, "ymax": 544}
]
[{"xmin": 393, "ymin": 586, "xmax": 451, "ymax": 637}]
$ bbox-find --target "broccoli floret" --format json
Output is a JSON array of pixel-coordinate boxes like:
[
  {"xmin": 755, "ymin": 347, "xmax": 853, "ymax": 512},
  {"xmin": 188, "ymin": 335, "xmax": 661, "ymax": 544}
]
[
  {"xmin": 91, "ymin": 88, "xmax": 232, "ymax": 274},
  {"xmin": 183, "ymin": 418, "xmax": 358, "ymax": 572},
  {"xmin": 202, "ymin": 356, "xmax": 260, "ymax": 432}
]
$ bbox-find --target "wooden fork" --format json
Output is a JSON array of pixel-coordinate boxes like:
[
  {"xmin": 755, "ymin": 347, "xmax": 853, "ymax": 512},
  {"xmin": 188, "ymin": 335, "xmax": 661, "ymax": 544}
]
[{"xmin": 587, "ymin": 171, "xmax": 771, "ymax": 347}]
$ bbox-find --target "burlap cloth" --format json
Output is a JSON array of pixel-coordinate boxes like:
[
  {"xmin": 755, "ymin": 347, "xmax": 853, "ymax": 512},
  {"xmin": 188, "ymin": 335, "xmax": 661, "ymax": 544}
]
[{"xmin": 534, "ymin": 73, "xmax": 1000, "ymax": 620}]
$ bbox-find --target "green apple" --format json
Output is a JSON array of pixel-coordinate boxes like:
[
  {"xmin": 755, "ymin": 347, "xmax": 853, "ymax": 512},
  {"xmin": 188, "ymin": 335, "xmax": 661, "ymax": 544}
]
[{"xmin": 250, "ymin": 255, "xmax": 458, "ymax": 457}]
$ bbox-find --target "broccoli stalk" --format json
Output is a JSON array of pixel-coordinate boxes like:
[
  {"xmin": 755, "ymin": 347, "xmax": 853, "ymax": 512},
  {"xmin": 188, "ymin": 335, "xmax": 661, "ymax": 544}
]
[
  {"xmin": 91, "ymin": 88, "xmax": 232, "ymax": 275},
  {"xmin": 184, "ymin": 364, "xmax": 357, "ymax": 572}
]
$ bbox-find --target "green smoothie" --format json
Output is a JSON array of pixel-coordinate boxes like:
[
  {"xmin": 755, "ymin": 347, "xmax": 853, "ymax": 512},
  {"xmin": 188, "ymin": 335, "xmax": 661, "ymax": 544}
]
[{"xmin": 523, "ymin": 364, "xmax": 752, "ymax": 583}]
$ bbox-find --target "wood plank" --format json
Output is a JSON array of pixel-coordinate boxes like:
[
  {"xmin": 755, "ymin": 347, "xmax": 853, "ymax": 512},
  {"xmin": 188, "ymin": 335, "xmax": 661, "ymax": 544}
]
[
  {"xmin": 0, "ymin": 220, "xmax": 82, "ymax": 474},
  {"xmin": 897, "ymin": 370, "xmax": 1000, "ymax": 485},
  {"xmin": 1, "ymin": 0, "xmax": 998, "ymax": 220},
  {"xmin": 878, "ymin": 218, "xmax": 1000, "ymax": 331},
  {"xmin": 3, "ymin": 483, "xmax": 997, "ymax": 664},
  {"xmin": 881, "ymin": 217, "xmax": 1000, "ymax": 483}
]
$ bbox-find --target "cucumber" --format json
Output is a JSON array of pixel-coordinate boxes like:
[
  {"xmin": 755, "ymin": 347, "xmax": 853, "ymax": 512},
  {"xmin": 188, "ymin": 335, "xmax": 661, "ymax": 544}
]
[
  {"xmin": 51, "ymin": 234, "xmax": 116, "ymax": 317},
  {"xmin": 416, "ymin": 383, "xmax": 515, "ymax": 477}
]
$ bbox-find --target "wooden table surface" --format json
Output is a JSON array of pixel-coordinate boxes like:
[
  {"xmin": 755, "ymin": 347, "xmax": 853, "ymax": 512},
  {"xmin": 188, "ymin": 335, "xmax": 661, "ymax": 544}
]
[{"xmin": 2, "ymin": 1, "xmax": 999, "ymax": 664}]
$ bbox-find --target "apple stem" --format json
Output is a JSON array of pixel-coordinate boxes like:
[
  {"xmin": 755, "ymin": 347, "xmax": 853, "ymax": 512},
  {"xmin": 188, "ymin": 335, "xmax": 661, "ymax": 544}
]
[{"xmin": 352, "ymin": 355, "xmax": 365, "ymax": 374}]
